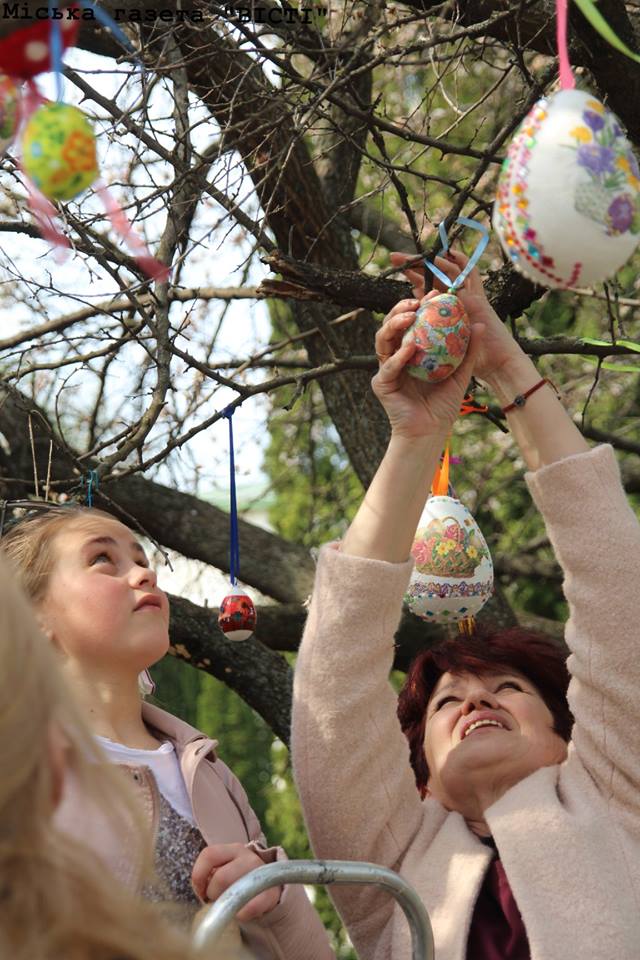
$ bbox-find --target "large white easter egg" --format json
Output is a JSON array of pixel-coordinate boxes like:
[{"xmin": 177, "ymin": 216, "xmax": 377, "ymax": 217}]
[
  {"xmin": 404, "ymin": 495, "xmax": 493, "ymax": 623},
  {"xmin": 493, "ymin": 89, "xmax": 640, "ymax": 288}
]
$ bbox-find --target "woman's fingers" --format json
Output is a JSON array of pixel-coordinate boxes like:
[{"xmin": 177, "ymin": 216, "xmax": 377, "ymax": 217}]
[
  {"xmin": 390, "ymin": 251, "xmax": 425, "ymax": 298},
  {"xmin": 376, "ymin": 300, "xmax": 418, "ymax": 362},
  {"xmin": 374, "ymin": 339, "xmax": 417, "ymax": 385},
  {"xmin": 455, "ymin": 321, "xmax": 485, "ymax": 384}
]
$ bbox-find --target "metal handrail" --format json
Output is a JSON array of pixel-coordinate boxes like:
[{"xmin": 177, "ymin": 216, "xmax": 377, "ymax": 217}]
[{"xmin": 193, "ymin": 859, "xmax": 434, "ymax": 960}]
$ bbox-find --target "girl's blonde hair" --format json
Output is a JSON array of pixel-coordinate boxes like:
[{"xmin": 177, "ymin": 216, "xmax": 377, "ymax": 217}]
[
  {"xmin": 1, "ymin": 504, "xmax": 119, "ymax": 603},
  {"xmin": 0, "ymin": 550, "xmax": 214, "ymax": 960}
]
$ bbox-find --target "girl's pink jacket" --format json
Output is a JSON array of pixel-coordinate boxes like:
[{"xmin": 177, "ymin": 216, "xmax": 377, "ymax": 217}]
[
  {"xmin": 292, "ymin": 445, "xmax": 640, "ymax": 960},
  {"xmin": 55, "ymin": 702, "xmax": 335, "ymax": 960}
]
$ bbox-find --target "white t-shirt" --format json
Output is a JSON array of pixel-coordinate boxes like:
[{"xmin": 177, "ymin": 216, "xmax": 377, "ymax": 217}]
[{"xmin": 96, "ymin": 736, "xmax": 196, "ymax": 825}]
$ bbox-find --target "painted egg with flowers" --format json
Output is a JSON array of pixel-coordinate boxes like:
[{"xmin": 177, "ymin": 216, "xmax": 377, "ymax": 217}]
[
  {"xmin": 0, "ymin": 75, "xmax": 20, "ymax": 155},
  {"xmin": 401, "ymin": 293, "xmax": 470, "ymax": 382},
  {"xmin": 218, "ymin": 593, "xmax": 257, "ymax": 642},
  {"xmin": 493, "ymin": 89, "xmax": 640, "ymax": 289},
  {"xmin": 21, "ymin": 102, "xmax": 98, "ymax": 201},
  {"xmin": 404, "ymin": 495, "xmax": 493, "ymax": 623}
]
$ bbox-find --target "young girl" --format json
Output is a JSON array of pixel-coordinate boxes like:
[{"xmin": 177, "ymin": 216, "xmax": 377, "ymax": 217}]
[
  {"xmin": 2, "ymin": 508, "xmax": 334, "ymax": 960},
  {"xmin": 0, "ymin": 551, "xmax": 206, "ymax": 960}
]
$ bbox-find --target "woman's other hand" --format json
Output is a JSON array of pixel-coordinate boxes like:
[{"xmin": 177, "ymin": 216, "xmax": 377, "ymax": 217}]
[
  {"xmin": 389, "ymin": 249, "xmax": 523, "ymax": 385},
  {"xmin": 192, "ymin": 843, "xmax": 282, "ymax": 922},
  {"xmin": 373, "ymin": 293, "xmax": 484, "ymax": 440}
]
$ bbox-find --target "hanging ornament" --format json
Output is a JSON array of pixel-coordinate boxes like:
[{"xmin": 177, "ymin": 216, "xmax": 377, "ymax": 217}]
[
  {"xmin": 2, "ymin": 9, "xmax": 169, "ymax": 283},
  {"xmin": 22, "ymin": 102, "xmax": 98, "ymax": 201},
  {"xmin": 217, "ymin": 407, "xmax": 257, "ymax": 642},
  {"xmin": 0, "ymin": 75, "xmax": 20, "ymax": 155},
  {"xmin": 0, "ymin": 8, "xmax": 80, "ymax": 80},
  {"xmin": 493, "ymin": 0, "xmax": 640, "ymax": 289},
  {"xmin": 404, "ymin": 445, "xmax": 493, "ymax": 629},
  {"xmin": 402, "ymin": 218, "xmax": 487, "ymax": 382}
]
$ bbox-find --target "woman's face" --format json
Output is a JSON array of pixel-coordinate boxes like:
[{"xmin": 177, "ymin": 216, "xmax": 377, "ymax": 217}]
[
  {"xmin": 38, "ymin": 516, "xmax": 170, "ymax": 677},
  {"xmin": 424, "ymin": 669, "xmax": 568, "ymax": 811}
]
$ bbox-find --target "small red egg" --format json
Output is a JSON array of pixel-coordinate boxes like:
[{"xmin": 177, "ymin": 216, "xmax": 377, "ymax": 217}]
[{"xmin": 218, "ymin": 593, "xmax": 257, "ymax": 642}]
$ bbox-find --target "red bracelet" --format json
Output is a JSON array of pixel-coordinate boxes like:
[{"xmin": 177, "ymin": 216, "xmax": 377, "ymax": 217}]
[{"xmin": 501, "ymin": 377, "xmax": 557, "ymax": 414}]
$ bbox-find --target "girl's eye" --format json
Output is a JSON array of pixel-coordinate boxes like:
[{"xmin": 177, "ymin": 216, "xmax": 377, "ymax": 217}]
[
  {"xmin": 91, "ymin": 552, "xmax": 114, "ymax": 566},
  {"xmin": 435, "ymin": 695, "xmax": 459, "ymax": 710},
  {"xmin": 497, "ymin": 681, "xmax": 522, "ymax": 692}
]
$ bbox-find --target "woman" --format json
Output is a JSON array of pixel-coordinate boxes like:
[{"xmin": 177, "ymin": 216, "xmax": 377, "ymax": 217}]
[
  {"xmin": 0, "ymin": 551, "xmax": 208, "ymax": 960},
  {"xmin": 291, "ymin": 249, "xmax": 640, "ymax": 960},
  {"xmin": 1, "ymin": 507, "xmax": 334, "ymax": 960}
]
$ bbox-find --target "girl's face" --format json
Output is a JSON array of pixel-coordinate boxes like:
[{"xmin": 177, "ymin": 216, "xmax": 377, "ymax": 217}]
[
  {"xmin": 38, "ymin": 516, "xmax": 170, "ymax": 676},
  {"xmin": 423, "ymin": 669, "xmax": 568, "ymax": 809}
]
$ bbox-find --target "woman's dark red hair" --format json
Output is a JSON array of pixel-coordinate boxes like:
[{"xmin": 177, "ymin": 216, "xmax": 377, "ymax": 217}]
[{"xmin": 396, "ymin": 626, "xmax": 574, "ymax": 799}]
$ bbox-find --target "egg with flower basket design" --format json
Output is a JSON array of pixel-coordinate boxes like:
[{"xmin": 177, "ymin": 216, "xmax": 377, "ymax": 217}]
[
  {"xmin": 401, "ymin": 293, "xmax": 470, "ymax": 383},
  {"xmin": 405, "ymin": 496, "xmax": 493, "ymax": 623},
  {"xmin": 493, "ymin": 89, "xmax": 640, "ymax": 289},
  {"xmin": 21, "ymin": 102, "xmax": 98, "ymax": 201}
]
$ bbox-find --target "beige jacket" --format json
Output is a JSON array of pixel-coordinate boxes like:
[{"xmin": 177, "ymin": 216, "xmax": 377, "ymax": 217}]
[
  {"xmin": 56, "ymin": 702, "xmax": 334, "ymax": 960},
  {"xmin": 292, "ymin": 445, "xmax": 640, "ymax": 960}
]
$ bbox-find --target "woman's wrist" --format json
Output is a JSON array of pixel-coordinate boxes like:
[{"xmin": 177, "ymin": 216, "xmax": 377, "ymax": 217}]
[
  {"xmin": 387, "ymin": 429, "xmax": 451, "ymax": 458},
  {"xmin": 481, "ymin": 354, "xmax": 541, "ymax": 407}
]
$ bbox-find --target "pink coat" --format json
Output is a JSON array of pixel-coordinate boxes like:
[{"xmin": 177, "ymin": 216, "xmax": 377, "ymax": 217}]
[
  {"xmin": 292, "ymin": 445, "xmax": 640, "ymax": 960},
  {"xmin": 56, "ymin": 702, "xmax": 335, "ymax": 960}
]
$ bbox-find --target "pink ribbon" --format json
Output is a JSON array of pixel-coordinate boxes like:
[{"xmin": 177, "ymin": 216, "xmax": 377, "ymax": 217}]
[
  {"xmin": 95, "ymin": 181, "xmax": 170, "ymax": 283},
  {"xmin": 556, "ymin": 0, "xmax": 576, "ymax": 89}
]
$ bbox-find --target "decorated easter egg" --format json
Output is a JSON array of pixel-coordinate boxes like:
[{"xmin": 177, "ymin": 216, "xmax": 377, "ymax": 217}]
[
  {"xmin": 22, "ymin": 102, "xmax": 98, "ymax": 201},
  {"xmin": 404, "ymin": 495, "xmax": 493, "ymax": 623},
  {"xmin": 493, "ymin": 89, "xmax": 640, "ymax": 289},
  {"xmin": 401, "ymin": 294, "xmax": 470, "ymax": 382},
  {"xmin": 0, "ymin": 75, "xmax": 20, "ymax": 154},
  {"xmin": 0, "ymin": 9, "xmax": 81, "ymax": 79},
  {"xmin": 218, "ymin": 593, "xmax": 257, "ymax": 642}
]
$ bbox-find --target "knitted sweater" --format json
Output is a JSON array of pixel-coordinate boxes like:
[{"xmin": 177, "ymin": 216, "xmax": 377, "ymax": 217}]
[{"xmin": 292, "ymin": 445, "xmax": 640, "ymax": 960}]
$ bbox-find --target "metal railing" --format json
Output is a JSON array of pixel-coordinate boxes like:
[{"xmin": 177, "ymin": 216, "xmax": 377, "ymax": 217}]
[{"xmin": 193, "ymin": 859, "xmax": 434, "ymax": 960}]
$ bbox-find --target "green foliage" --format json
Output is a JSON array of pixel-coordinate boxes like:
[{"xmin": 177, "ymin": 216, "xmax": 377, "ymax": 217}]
[{"xmin": 263, "ymin": 299, "xmax": 363, "ymax": 547}]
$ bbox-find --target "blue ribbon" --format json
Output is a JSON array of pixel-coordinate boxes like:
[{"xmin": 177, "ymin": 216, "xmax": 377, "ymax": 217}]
[
  {"xmin": 49, "ymin": 1, "xmax": 64, "ymax": 101},
  {"xmin": 82, "ymin": 3, "xmax": 137, "ymax": 56},
  {"xmin": 46, "ymin": 2, "xmax": 137, "ymax": 99},
  {"xmin": 424, "ymin": 217, "xmax": 489, "ymax": 292},
  {"xmin": 85, "ymin": 469, "xmax": 99, "ymax": 507},
  {"xmin": 223, "ymin": 407, "xmax": 240, "ymax": 588}
]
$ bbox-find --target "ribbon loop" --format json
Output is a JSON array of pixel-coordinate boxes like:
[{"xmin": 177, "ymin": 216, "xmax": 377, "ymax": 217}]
[
  {"xmin": 223, "ymin": 406, "xmax": 240, "ymax": 588},
  {"xmin": 84, "ymin": 469, "xmax": 99, "ymax": 507},
  {"xmin": 424, "ymin": 217, "xmax": 489, "ymax": 292},
  {"xmin": 431, "ymin": 442, "xmax": 450, "ymax": 497},
  {"xmin": 556, "ymin": 0, "xmax": 576, "ymax": 90}
]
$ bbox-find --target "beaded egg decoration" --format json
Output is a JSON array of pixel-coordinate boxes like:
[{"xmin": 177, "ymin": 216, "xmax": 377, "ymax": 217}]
[
  {"xmin": 405, "ymin": 495, "xmax": 493, "ymax": 623},
  {"xmin": 21, "ymin": 102, "xmax": 98, "ymax": 201},
  {"xmin": 402, "ymin": 293, "xmax": 470, "ymax": 383},
  {"xmin": 218, "ymin": 593, "xmax": 257, "ymax": 642},
  {"xmin": 493, "ymin": 89, "xmax": 640, "ymax": 288}
]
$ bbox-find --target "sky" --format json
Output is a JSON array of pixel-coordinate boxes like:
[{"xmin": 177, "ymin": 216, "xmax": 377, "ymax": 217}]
[{"xmin": 0, "ymin": 45, "xmax": 284, "ymax": 601}]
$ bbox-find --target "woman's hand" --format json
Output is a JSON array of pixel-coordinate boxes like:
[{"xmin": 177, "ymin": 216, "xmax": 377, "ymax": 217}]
[
  {"xmin": 389, "ymin": 249, "xmax": 524, "ymax": 384},
  {"xmin": 192, "ymin": 843, "xmax": 282, "ymax": 922},
  {"xmin": 373, "ymin": 293, "xmax": 484, "ymax": 440}
]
